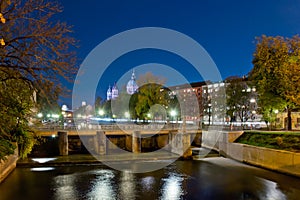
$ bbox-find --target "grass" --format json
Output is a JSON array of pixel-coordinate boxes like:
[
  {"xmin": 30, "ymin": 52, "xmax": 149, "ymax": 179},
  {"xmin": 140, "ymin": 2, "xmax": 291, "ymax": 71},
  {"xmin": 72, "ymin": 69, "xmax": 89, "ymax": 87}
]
[{"xmin": 235, "ymin": 131, "xmax": 300, "ymax": 152}]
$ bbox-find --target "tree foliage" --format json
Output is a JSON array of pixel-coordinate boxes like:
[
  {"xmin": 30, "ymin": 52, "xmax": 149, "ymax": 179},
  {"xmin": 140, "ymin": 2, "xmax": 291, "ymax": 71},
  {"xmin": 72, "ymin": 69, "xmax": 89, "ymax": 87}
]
[
  {"xmin": 225, "ymin": 77, "xmax": 256, "ymax": 123},
  {"xmin": 0, "ymin": 74, "xmax": 37, "ymax": 159},
  {"xmin": 135, "ymin": 83, "xmax": 169, "ymax": 120},
  {"xmin": 0, "ymin": 0, "xmax": 77, "ymax": 159},
  {"xmin": 132, "ymin": 72, "xmax": 167, "ymax": 121},
  {"xmin": 249, "ymin": 35, "xmax": 300, "ymax": 130}
]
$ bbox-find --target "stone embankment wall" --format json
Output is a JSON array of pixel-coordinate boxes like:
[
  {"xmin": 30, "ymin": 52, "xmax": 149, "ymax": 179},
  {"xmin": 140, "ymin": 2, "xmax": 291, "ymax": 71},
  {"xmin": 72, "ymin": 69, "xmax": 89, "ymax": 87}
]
[
  {"xmin": 0, "ymin": 149, "xmax": 18, "ymax": 184},
  {"xmin": 203, "ymin": 131, "xmax": 300, "ymax": 177}
]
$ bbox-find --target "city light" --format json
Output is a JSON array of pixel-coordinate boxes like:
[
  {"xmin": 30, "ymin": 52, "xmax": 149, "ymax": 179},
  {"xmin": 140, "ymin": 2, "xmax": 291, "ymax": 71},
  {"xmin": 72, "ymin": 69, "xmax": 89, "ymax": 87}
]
[
  {"xmin": 37, "ymin": 113, "xmax": 43, "ymax": 118},
  {"xmin": 170, "ymin": 110, "xmax": 177, "ymax": 117},
  {"xmin": 99, "ymin": 109, "xmax": 104, "ymax": 116},
  {"xmin": 51, "ymin": 114, "xmax": 60, "ymax": 118}
]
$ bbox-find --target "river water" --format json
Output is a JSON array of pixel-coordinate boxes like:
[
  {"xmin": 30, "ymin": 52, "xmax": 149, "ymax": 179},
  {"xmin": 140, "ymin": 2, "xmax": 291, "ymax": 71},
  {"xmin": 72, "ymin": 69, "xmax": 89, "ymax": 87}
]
[{"xmin": 1, "ymin": 158, "xmax": 300, "ymax": 200}]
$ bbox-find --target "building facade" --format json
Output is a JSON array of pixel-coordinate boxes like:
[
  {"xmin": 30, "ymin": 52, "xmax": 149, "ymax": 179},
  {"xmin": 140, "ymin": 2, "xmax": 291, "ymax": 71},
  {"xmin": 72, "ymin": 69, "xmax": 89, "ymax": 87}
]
[{"xmin": 169, "ymin": 81, "xmax": 206, "ymax": 122}]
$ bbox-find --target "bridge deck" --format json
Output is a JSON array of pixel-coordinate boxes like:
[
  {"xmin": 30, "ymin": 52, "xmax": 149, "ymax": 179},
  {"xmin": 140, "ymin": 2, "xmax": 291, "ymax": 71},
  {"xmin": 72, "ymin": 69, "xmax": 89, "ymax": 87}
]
[{"xmin": 36, "ymin": 129, "xmax": 201, "ymax": 137}]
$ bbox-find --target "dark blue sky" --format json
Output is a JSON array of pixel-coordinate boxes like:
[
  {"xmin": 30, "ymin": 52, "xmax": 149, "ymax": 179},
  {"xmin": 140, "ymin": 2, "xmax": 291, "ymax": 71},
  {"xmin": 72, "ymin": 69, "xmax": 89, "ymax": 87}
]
[{"xmin": 58, "ymin": 0, "xmax": 300, "ymax": 106}]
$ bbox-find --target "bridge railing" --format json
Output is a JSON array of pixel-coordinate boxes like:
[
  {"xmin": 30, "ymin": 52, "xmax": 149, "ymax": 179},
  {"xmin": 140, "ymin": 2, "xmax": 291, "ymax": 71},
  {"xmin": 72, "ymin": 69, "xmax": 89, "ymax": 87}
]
[{"xmin": 32, "ymin": 122, "xmax": 201, "ymax": 131}]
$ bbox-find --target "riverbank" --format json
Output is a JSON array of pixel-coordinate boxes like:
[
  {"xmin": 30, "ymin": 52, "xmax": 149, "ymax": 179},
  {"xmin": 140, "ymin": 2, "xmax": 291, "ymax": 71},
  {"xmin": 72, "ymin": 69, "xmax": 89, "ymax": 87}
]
[
  {"xmin": 0, "ymin": 149, "xmax": 18, "ymax": 184},
  {"xmin": 202, "ymin": 130, "xmax": 300, "ymax": 178}
]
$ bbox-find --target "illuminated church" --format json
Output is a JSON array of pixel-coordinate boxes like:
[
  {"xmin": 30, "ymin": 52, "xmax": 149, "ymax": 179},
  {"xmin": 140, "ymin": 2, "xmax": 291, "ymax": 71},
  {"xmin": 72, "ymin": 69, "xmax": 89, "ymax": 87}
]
[
  {"xmin": 106, "ymin": 83, "xmax": 119, "ymax": 100},
  {"xmin": 106, "ymin": 70, "xmax": 138, "ymax": 100}
]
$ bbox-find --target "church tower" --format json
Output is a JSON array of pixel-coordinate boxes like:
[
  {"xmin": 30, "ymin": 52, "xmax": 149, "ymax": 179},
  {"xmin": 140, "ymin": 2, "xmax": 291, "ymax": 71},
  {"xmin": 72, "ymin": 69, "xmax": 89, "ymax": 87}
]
[
  {"xmin": 126, "ymin": 70, "xmax": 139, "ymax": 95},
  {"xmin": 111, "ymin": 83, "xmax": 119, "ymax": 99},
  {"xmin": 107, "ymin": 85, "xmax": 112, "ymax": 100}
]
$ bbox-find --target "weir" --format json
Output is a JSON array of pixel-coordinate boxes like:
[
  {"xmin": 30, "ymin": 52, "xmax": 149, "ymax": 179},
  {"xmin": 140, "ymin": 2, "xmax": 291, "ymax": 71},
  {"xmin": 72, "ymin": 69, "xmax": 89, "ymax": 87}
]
[{"xmin": 34, "ymin": 128, "xmax": 202, "ymax": 158}]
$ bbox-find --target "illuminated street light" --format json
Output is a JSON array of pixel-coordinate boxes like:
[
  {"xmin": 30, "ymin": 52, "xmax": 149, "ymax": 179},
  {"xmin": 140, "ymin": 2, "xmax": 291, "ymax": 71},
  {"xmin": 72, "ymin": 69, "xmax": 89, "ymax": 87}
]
[
  {"xmin": 250, "ymin": 98, "xmax": 256, "ymax": 103},
  {"xmin": 52, "ymin": 114, "xmax": 59, "ymax": 118},
  {"xmin": 170, "ymin": 110, "xmax": 177, "ymax": 117},
  {"xmin": 170, "ymin": 110, "xmax": 177, "ymax": 122},
  {"xmin": 37, "ymin": 113, "xmax": 43, "ymax": 118},
  {"xmin": 208, "ymin": 103, "xmax": 212, "ymax": 125},
  {"xmin": 99, "ymin": 109, "xmax": 104, "ymax": 116}
]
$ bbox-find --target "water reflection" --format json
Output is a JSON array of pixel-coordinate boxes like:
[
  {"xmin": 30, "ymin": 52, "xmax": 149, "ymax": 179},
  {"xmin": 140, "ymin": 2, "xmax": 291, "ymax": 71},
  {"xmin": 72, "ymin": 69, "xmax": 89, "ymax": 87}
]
[
  {"xmin": 88, "ymin": 169, "xmax": 116, "ymax": 200},
  {"xmin": 1, "ymin": 160, "xmax": 300, "ymax": 200},
  {"xmin": 53, "ymin": 173, "xmax": 78, "ymax": 200},
  {"xmin": 119, "ymin": 171, "xmax": 136, "ymax": 200},
  {"xmin": 160, "ymin": 173, "xmax": 184, "ymax": 200},
  {"xmin": 30, "ymin": 167, "xmax": 55, "ymax": 172},
  {"xmin": 141, "ymin": 176, "xmax": 155, "ymax": 191},
  {"xmin": 257, "ymin": 177, "xmax": 286, "ymax": 200}
]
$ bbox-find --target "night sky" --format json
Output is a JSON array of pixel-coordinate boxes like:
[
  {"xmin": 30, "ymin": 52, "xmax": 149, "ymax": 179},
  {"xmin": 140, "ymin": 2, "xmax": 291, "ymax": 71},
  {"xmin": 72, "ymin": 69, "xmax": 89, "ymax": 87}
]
[{"xmin": 57, "ymin": 0, "xmax": 300, "ymax": 107}]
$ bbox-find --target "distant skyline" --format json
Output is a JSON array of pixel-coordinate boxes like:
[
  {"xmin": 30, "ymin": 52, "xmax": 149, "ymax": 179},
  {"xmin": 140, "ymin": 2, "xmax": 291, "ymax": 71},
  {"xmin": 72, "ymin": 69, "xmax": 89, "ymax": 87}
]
[{"xmin": 58, "ymin": 0, "xmax": 300, "ymax": 106}]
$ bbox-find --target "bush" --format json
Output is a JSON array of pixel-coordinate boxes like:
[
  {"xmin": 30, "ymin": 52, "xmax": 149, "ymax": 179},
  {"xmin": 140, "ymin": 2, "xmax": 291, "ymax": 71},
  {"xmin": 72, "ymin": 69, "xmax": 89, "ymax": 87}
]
[
  {"xmin": 236, "ymin": 131, "xmax": 300, "ymax": 152},
  {"xmin": 0, "ymin": 139, "xmax": 16, "ymax": 160}
]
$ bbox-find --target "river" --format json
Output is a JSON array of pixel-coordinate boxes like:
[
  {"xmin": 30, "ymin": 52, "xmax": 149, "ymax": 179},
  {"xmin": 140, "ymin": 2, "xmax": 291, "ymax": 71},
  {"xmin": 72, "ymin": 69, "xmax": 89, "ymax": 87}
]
[{"xmin": 0, "ymin": 158, "xmax": 300, "ymax": 200}]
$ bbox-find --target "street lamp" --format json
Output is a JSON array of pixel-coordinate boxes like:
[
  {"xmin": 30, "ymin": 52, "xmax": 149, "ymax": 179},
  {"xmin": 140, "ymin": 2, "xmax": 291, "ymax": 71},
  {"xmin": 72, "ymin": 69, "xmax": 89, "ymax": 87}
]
[
  {"xmin": 37, "ymin": 113, "xmax": 43, "ymax": 118},
  {"xmin": 208, "ymin": 103, "xmax": 212, "ymax": 125},
  {"xmin": 124, "ymin": 111, "xmax": 130, "ymax": 121},
  {"xmin": 250, "ymin": 98, "xmax": 256, "ymax": 103},
  {"xmin": 99, "ymin": 109, "xmax": 104, "ymax": 117},
  {"xmin": 170, "ymin": 110, "xmax": 177, "ymax": 122}
]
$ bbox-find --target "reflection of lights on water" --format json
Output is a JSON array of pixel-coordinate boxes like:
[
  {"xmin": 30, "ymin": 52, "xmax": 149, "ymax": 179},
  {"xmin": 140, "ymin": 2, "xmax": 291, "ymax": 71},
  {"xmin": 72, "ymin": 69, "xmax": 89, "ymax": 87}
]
[
  {"xmin": 32, "ymin": 158, "xmax": 57, "ymax": 163},
  {"xmin": 141, "ymin": 176, "xmax": 155, "ymax": 191},
  {"xmin": 161, "ymin": 174, "xmax": 184, "ymax": 200},
  {"xmin": 88, "ymin": 169, "xmax": 116, "ymax": 200},
  {"xmin": 257, "ymin": 177, "xmax": 286, "ymax": 200},
  {"xmin": 30, "ymin": 167, "xmax": 55, "ymax": 171},
  {"xmin": 120, "ymin": 170, "xmax": 136, "ymax": 200},
  {"xmin": 53, "ymin": 174, "xmax": 78, "ymax": 199}
]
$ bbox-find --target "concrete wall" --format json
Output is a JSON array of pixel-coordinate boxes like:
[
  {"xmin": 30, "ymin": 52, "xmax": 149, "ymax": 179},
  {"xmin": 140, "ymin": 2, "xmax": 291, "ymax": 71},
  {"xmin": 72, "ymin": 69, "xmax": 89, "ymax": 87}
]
[
  {"xmin": 214, "ymin": 131, "xmax": 300, "ymax": 178},
  {"xmin": 0, "ymin": 148, "xmax": 18, "ymax": 184}
]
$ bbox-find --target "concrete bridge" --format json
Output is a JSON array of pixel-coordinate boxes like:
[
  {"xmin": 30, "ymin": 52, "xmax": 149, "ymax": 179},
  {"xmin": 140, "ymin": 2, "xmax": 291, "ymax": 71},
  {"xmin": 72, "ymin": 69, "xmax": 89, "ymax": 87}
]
[{"xmin": 34, "ymin": 126, "xmax": 202, "ymax": 159}]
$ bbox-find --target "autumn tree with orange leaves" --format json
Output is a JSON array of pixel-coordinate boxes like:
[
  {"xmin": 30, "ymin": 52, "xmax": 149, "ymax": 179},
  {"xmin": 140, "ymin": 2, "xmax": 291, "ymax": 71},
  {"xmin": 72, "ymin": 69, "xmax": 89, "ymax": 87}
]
[{"xmin": 249, "ymin": 35, "xmax": 300, "ymax": 130}]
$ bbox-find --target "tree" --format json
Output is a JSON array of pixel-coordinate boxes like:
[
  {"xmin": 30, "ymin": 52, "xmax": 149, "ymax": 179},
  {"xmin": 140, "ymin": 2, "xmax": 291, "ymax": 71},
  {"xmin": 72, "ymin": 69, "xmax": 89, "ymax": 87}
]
[
  {"xmin": 0, "ymin": 0, "xmax": 77, "ymax": 159},
  {"xmin": 128, "ymin": 93, "xmax": 138, "ymax": 120},
  {"xmin": 111, "ymin": 90, "xmax": 131, "ymax": 119},
  {"xmin": 94, "ymin": 96, "xmax": 103, "ymax": 114},
  {"xmin": 135, "ymin": 83, "xmax": 169, "ymax": 121},
  {"xmin": 133, "ymin": 72, "xmax": 170, "ymax": 121},
  {"xmin": 0, "ymin": 73, "xmax": 36, "ymax": 159},
  {"xmin": 102, "ymin": 100, "xmax": 112, "ymax": 118},
  {"xmin": 36, "ymin": 80, "xmax": 61, "ymax": 117},
  {"xmin": 225, "ymin": 77, "xmax": 256, "ymax": 125},
  {"xmin": 249, "ymin": 35, "xmax": 300, "ymax": 130}
]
